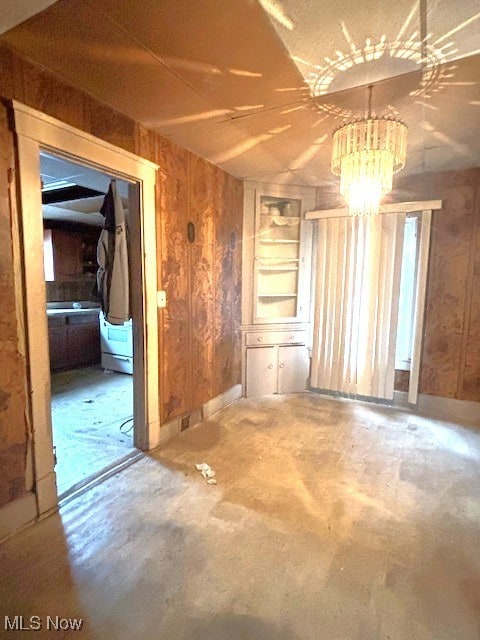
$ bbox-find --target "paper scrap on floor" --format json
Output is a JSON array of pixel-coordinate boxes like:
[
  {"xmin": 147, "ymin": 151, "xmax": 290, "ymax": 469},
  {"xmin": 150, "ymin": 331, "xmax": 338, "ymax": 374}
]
[{"xmin": 195, "ymin": 462, "xmax": 216, "ymax": 482}]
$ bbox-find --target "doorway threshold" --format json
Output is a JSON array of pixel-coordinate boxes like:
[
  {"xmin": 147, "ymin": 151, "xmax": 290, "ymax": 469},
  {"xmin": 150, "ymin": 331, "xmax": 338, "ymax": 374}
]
[{"xmin": 58, "ymin": 450, "xmax": 144, "ymax": 508}]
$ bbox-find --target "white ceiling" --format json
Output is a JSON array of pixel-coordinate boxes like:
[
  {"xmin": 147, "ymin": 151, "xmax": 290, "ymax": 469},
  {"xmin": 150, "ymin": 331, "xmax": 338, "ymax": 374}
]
[
  {"xmin": 42, "ymin": 197, "xmax": 105, "ymax": 227},
  {"xmin": 261, "ymin": 0, "xmax": 480, "ymax": 94},
  {"xmin": 0, "ymin": 0, "xmax": 58, "ymax": 35},
  {"xmin": 40, "ymin": 152, "xmax": 129, "ymax": 225},
  {"xmin": 3, "ymin": 0, "xmax": 480, "ymax": 188}
]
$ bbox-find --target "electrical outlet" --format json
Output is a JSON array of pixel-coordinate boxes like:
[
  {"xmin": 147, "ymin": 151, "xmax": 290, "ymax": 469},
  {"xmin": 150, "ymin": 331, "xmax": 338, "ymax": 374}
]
[{"xmin": 157, "ymin": 290, "xmax": 167, "ymax": 308}]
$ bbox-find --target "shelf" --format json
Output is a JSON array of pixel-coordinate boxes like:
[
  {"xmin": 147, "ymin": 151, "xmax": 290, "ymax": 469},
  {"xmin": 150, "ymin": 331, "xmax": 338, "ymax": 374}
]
[
  {"xmin": 258, "ymin": 293, "xmax": 298, "ymax": 298},
  {"xmin": 256, "ymin": 257, "xmax": 299, "ymax": 262},
  {"xmin": 259, "ymin": 215, "xmax": 300, "ymax": 226},
  {"xmin": 258, "ymin": 266, "xmax": 299, "ymax": 272},
  {"xmin": 259, "ymin": 239, "xmax": 300, "ymax": 245}
]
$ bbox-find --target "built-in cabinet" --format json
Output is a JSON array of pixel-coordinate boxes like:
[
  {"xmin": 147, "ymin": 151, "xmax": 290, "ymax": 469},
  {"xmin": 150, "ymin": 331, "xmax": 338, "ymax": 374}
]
[
  {"xmin": 47, "ymin": 311, "xmax": 100, "ymax": 370},
  {"xmin": 246, "ymin": 343, "xmax": 310, "ymax": 396},
  {"xmin": 242, "ymin": 183, "xmax": 316, "ymax": 398},
  {"xmin": 43, "ymin": 227, "xmax": 100, "ymax": 282}
]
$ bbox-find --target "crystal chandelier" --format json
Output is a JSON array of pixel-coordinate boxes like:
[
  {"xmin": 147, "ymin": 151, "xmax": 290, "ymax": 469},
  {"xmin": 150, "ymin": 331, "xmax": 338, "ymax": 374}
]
[{"xmin": 331, "ymin": 85, "xmax": 408, "ymax": 216}]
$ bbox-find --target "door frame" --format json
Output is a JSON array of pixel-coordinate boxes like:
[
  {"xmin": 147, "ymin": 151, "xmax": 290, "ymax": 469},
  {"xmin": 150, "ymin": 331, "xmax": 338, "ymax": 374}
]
[
  {"xmin": 307, "ymin": 201, "xmax": 440, "ymax": 404},
  {"xmin": 12, "ymin": 100, "xmax": 160, "ymax": 517}
]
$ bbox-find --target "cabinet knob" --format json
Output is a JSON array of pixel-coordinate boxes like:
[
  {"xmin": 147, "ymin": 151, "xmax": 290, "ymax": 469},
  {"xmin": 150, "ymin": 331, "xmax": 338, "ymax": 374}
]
[
  {"xmin": 290, "ymin": 335, "xmax": 295, "ymax": 340},
  {"xmin": 268, "ymin": 364, "xmax": 273, "ymax": 369},
  {"xmin": 257, "ymin": 337, "xmax": 263, "ymax": 342},
  {"xmin": 279, "ymin": 363, "xmax": 285, "ymax": 368}
]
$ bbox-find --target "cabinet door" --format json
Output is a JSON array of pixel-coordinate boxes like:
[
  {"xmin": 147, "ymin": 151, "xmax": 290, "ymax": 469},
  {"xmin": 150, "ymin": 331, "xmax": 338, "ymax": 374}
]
[
  {"xmin": 278, "ymin": 345, "xmax": 309, "ymax": 393},
  {"xmin": 48, "ymin": 326, "xmax": 68, "ymax": 370},
  {"xmin": 52, "ymin": 230, "xmax": 83, "ymax": 278},
  {"xmin": 246, "ymin": 346, "xmax": 277, "ymax": 397},
  {"xmin": 66, "ymin": 323, "xmax": 101, "ymax": 367}
]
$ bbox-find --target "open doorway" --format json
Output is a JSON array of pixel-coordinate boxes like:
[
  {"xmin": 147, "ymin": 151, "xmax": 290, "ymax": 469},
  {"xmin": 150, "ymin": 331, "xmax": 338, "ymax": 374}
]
[
  {"xmin": 40, "ymin": 151, "xmax": 138, "ymax": 496},
  {"xmin": 13, "ymin": 101, "xmax": 159, "ymax": 519}
]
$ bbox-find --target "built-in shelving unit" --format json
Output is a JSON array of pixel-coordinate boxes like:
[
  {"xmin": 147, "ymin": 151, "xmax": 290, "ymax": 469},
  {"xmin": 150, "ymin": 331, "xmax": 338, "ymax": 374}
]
[
  {"xmin": 254, "ymin": 195, "xmax": 302, "ymax": 321},
  {"xmin": 241, "ymin": 182, "xmax": 316, "ymax": 398}
]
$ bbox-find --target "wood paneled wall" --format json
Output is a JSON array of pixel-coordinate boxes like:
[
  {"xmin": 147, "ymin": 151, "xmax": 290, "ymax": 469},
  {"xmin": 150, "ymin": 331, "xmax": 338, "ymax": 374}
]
[
  {"xmin": 317, "ymin": 169, "xmax": 480, "ymax": 403},
  {"xmin": 0, "ymin": 102, "xmax": 29, "ymax": 506},
  {"xmin": 0, "ymin": 44, "xmax": 243, "ymax": 507},
  {"xmin": 392, "ymin": 169, "xmax": 480, "ymax": 402},
  {"xmin": 158, "ymin": 143, "xmax": 243, "ymax": 422}
]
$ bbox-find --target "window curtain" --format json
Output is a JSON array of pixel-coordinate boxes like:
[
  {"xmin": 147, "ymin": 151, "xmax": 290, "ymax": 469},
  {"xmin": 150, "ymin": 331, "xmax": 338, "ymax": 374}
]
[{"xmin": 311, "ymin": 213, "xmax": 405, "ymax": 400}]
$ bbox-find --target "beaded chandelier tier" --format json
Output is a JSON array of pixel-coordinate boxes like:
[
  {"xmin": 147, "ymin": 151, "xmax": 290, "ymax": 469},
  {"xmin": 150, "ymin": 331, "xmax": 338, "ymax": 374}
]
[{"xmin": 331, "ymin": 85, "xmax": 408, "ymax": 216}]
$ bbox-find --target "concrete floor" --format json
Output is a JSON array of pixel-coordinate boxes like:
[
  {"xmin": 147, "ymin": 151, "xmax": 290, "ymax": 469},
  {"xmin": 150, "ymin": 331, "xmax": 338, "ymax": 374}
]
[
  {"xmin": 1, "ymin": 393, "xmax": 480, "ymax": 639},
  {"xmin": 51, "ymin": 366, "xmax": 135, "ymax": 495}
]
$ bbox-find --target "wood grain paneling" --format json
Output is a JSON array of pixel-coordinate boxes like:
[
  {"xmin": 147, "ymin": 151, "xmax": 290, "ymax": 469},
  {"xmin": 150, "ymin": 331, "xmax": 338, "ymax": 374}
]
[
  {"xmin": 213, "ymin": 166, "xmax": 234, "ymax": 396},
  {"xmin": 158, "ymin": 150, "xmax": 243, "ymax": 421},
  {"xmin": 17, "ymin": 57, "xmax": 87, "ymax": 131},
  {"xmin": 420, "ymin": 176, "xmax": 476, "ymax": 397},
  {"xmin": 462, "ymin": 171, "xmax": 480, "ymax": 400},
  {"xmin": 0, "ymin": 45, "xmax": 14, "ymax": 99},
  {"xmin": 157, "ymin": 138, "xmax": 191, "ymax": 422},
  {"xmin": 0, "ymin": 44, "xmax": 243, "ymax": 507},
  {"xmin": 0, "ymin": 102, "xmax": 28, "ymax": 505},
  {"xmin": 394, "ymin": 369, "xmax": 410, "ymax": 393},
  {"xmin": 84, "ymin": 98, "xmax": 137, "ymax": 155},
  {"xmin": 190, "ymin": 155, "xmax": 215, "ymax": 408},
  {"xmin": 392, "ymin": 169, "xmax": 480, "ymax": 402},
  {"xmin": 231, "ymin": 176, "xmax": 243, "ymax": 384},
  {"xmin": 212, "ymin": 168, "xmax": 243, "ymax": 397},
  {"xmin": 318, "ymin": 169, "xmax": 480, "ymax": 404}
]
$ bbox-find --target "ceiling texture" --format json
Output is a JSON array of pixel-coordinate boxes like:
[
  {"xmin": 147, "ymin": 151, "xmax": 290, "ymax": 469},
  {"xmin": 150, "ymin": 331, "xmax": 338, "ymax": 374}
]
[
  {"xmin": 2, "ymin": 0, "xmax": 480, "ymax": 189},
  {"xmin": 40, "ymin": 151, "xmax": 129, "ymax": 225}
]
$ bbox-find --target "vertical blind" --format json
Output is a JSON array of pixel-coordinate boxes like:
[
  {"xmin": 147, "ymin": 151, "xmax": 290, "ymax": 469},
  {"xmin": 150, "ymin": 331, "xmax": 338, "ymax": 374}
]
[{"xmin": 311, "ymin": 213, "xmax": 405, "ymax": 400}]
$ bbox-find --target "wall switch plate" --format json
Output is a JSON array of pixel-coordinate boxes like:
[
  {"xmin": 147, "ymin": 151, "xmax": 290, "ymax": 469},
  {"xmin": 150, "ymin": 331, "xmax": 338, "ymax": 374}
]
[{"xmin": 157, "ymin": 290, "xmax": 167, "ymax": 308}]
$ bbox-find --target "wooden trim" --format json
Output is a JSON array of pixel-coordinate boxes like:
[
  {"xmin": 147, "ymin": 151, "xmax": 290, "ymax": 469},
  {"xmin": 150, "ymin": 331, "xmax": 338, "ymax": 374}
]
[
  {"xmin": 16, "ymin": 134, "xmax": 57, "ymax": 516},
  {"xmin": 306, "ymin": 200, "xmax": 443, "ymax": 219},
  {"xmin": 408, "ymin": 210, "xmax": 432, "ymax": 404},
  {"xmin": 13, "ymin": 100, "xmax": 157, "ymax": 170},
  {"xmin": 0, "ymin": 493, "xmax": 37, "ymax": 543},
  {"xmin": 12, "ymin": 101, "xmax": 160, "ymax": 516},
  {"xmin": 385, "ymin": 213, "xmax": 406, "ymax": 400},
  {"xmin": 394, "ymin": 391, "xmax": 480, "ymax": 425}
]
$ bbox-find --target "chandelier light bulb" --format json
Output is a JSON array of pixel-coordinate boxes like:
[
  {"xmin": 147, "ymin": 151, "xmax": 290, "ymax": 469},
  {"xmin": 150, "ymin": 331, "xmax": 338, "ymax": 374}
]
[{"xmin": 331, "ymin": 85, "xmax": 408, "ymax": 216}]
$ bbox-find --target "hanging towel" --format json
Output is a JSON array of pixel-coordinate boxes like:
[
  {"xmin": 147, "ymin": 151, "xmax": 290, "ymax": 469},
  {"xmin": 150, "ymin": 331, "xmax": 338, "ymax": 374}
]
[{"xmin": 97, "ymin": 181, "xmax": 130, "ymax": 324}]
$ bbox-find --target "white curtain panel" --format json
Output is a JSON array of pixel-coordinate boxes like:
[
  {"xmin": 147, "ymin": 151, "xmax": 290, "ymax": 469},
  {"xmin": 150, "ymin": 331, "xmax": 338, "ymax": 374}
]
[{"xmin": 311, "ymin": 212, "xmax": 405, "ymax": 400}]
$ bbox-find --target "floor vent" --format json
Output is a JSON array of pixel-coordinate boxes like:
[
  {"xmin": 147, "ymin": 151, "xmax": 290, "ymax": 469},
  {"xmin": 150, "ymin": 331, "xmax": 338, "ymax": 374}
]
[{"xmin": 181, "ymin": 415, "xmax": 190, "ymax": 432}]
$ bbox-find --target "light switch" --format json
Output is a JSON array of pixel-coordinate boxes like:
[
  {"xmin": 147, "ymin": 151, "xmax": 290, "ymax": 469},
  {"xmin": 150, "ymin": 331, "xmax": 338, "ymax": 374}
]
[{"xmin": 157, "ymin": 290, "xmax": 167, "ymax": 308}]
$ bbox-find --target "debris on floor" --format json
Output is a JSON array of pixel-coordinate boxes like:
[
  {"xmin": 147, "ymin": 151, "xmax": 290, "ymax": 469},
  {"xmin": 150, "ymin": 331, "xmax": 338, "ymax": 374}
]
[{"xmin": 195, "ymin": 462, "xmax": 217, "ymax": 484}]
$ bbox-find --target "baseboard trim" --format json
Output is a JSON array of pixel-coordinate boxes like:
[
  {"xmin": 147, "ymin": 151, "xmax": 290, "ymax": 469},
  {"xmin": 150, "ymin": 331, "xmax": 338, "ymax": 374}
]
[
  {"xmin": 35, "ymin": 471, "xmax": 58, "ymax": 517},
  {"xmin": 309, "ymin": 386, "xmax": 393, "ymax": 405},
  {"xmin": 394, "ymin": 391, "xmax": 480, "ymax": 425},
  {"xmin": 0, "ymin": 492, "xmax": 37, "ymax": 544},
  {"xmin": 159, "ymin": 384, "xmax": 242, "ymax": 445},
  {"xmin": 58, "ymin": 451, "xmax": 144, "ymax": 509}
]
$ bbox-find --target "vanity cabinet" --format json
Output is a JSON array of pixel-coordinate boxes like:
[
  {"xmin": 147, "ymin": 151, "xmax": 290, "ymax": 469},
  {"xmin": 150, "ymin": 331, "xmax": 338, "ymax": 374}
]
[{"xmin": 242, "ymin": 183, "xmax": 316, "ymax": 398}]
